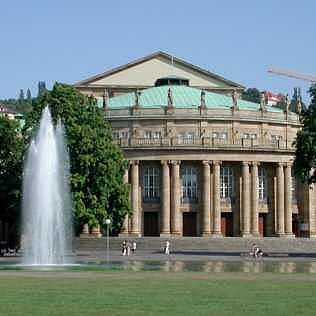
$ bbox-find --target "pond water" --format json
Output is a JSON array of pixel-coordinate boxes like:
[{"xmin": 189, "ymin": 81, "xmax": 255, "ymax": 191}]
[{"xmin": 2, "ymin": 260, "xmax": 316, "ymax": 273}]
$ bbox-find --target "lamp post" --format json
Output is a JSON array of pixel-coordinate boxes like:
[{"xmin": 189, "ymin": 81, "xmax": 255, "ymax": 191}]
[{"xmin": 105, "ymin": 219, "xmax": 111, "ymax": 265}]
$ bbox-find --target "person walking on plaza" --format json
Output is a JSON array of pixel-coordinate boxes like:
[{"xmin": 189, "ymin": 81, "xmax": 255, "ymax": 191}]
[
  {"xmin": 132, "ymin": 241, "xmax": 137, "ymax": 254},
  {"xmin": 126, "ymin": 241, "xmax": 131, "ymax": 256},
  {"xmin": 121, "ymin": 240, "xmax": 127, "ymax": 256},
  {"xmin": 164, "ymin": 240, "xmax": 170, "ymax": 255}
]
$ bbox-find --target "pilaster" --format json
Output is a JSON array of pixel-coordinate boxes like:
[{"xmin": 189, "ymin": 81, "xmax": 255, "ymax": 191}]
[
  {"xmin": 241, "ymin": 161, "xmax": 251, "ymax": 237},
  {"xmin": 284, "ymin": 162, "xmax": 295, "ymax": 237},
  {"xmin": 212, "ymin": 161, "xmax": 222, "ymax": 237},
  {"xmin": 160, "ymin": 160, "xmax": 171, "ymax": 236},
  {"xmin": 251, "ymin": 161, "xmax": 260, "ymax": 237},
  {"xmin": 130, "ymin": 160, "xmax": 141, "ymax": 236},
  {"xmin": 276, "ymin": 162, "xmax": 285, "ymax": 237},
  {"xmin": 202, "ymin": 160, "xmax": 211, "ymax": 236},
  {"xmin": 171, "ymin": 160, "xmax": 181, "ymax": 235}
]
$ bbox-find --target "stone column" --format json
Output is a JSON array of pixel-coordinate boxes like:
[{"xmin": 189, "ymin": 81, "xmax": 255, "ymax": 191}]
[
  {"xmin": 212, "ymin": 161, "xmax": 222, "ymax": 236},
  {"xmin": 276, "ymin": 162, "xmax": 285, "ymax": 236},
  {"xmin": 241, "ymin": 161, "xmax": 251, "ymax": 237},
  {"xmin": 131, "ymin": 160, "xmax": 141, "ymax": 236},
  {"xmin": 160, "ymin": 160, "xmax": 171, "ymax": 236},
  {"xmin": 284, "ymin": 162, "xmax": 294, "ymax": 237},
  {"xmin": 251, "ymin": 162, "xmax": 260, "ymax": 236},
  {"xmin": 171, "ymin": 160, "xmax": 181, "ymax": 235},
  {"xmin": 202, "ymin": 161, "xmax": 211, "ymax": 236},
  {"xmin": 120, "ymin": 167, "xmax": 130, "ymax": 236}
]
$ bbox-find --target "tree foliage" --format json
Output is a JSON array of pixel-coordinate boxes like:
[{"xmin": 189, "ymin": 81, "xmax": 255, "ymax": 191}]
[
  {"xmin": 241, "ymin": 88, "xmax": 261, "ymax": 103},
  {"xmin": 24, "ymin": 83, "xmax": 131, "ymax": 234},
  {"xmin": 0, "ymin": 117, "xmax": 24, "ymax": 239},
  {"xmin": 294, "ymin": 84, "xmax": 316, "ymax": 183},
  {"xmin": 37, "ymin": 81, "xmax": 46, "ymax": 97},
  {"xmin": 18, "ymin": 89, "xmax": 24, "ymax": 104}
]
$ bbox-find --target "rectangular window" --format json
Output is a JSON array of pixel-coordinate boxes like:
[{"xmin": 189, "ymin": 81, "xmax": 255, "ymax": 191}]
[
  {"xmin": 271, "ymin": 135, "xmax": 282, "ymax": 142},
  {"xmin": 143, "ymin": 167, "xmax": 160, "ymax": 202},
  {"xmin": 181, "ymin": 167, "xmax": 198, "ymax": 202},
  {"xmin": 144, "ymin": 131, "xmax": 161, "ymax": 139},
  {"xmin": 220, "ymin": 166, "xmax": 234, "ymax": 199},
  {"xmin": 258, "ymin": 167, "xmax": 267, "ymax": 201},
  {"xmin": 243, "ymin": 133, "xmax": 257, "ymax": 139},
  {"xmin": 112, "ymin": 130, "xmax": 129, "ymax": 139},
  {"xmin": 112, "ymin": 131, "xmax": 119, "ymax": 140}
]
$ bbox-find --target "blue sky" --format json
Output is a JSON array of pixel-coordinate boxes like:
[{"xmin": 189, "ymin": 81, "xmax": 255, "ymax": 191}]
[{"xmin": 0, "ymin": 0, "xmax": 315, "ymax": 101}]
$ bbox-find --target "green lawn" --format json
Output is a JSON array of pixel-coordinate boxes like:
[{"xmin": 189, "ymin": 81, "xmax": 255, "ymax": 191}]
[{"xmin": 0, "ymin": 271, "xmax": 316, "ymax": 316}]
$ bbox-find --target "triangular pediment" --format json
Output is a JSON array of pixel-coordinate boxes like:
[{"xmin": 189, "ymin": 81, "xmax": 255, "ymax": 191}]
[{"xmin": 74, "ymin": 51, "xmax": 244, "ymax": 90}]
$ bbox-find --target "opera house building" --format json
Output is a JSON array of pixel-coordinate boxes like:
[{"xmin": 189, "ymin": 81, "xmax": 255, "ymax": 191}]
[{"xmin": 75, "ymin": 51, "xmax": 316, "ymax": 238}]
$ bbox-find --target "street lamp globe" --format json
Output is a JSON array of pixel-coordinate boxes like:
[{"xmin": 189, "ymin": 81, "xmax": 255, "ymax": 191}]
[{"xmin": 105, "ymin": 219, "xmax": 111, "ymax": 225}]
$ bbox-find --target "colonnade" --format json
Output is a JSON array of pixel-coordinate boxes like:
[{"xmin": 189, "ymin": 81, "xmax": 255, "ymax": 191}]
[{"xmin": 120, "ymin": 160, "xmax": 294, "ymax": 237}]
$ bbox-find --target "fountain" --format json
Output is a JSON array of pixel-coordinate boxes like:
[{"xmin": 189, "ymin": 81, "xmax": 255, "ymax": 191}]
[{"xmin": 22, "ymin": 106, "xmax": 73, "ymax": 265}]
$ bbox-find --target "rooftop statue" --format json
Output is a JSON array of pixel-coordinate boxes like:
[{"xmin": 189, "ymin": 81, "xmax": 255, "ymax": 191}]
[
  {"xmin": 285, "ymin": 94, "xmax": 290, "ymax": 113},
  {"xmin": 103, "ymin": 89, "xmax": 109, "ymax": 109},
  {"xmin": 231, "ymin": 89, "xmax": 238, "ymax": 111},
  {"xmin": 167, "ymin": 88, "xmax": 173, "ymax": 108},
  {"xmin": 260, "ymin": 92, "xmax": 266, "ymax": 112},
  {"xmin": 200, "ymin": 90, "xmax": 206, "ymax": 109},
  {"xmin": 134, "ymin": 90, "xmax": 141, "ymax": 108}
]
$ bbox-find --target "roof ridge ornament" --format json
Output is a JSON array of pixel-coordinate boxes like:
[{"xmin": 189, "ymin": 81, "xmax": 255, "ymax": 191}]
[
  {"xmin": 231, "ymin": 89, "xmax": 238, "ymax": 112},
  {"xmin": 296, "ymin": 95, "xmax": 302, "ymax": 115},
  {"xmin": 259, "ymin": 91, "xmax": 267, "ymax": 112},
  {"xmin": 166, "ymin": 87, "xmax": 174, "ymax": 115},
  {"xmin": 167, "ymin": 88, "xmax": 173, "ymax": 108},
  {"xmin": 134, "ymin": 90, "xmax": 141, "ymax": 108},
  {"xmin": 200, "ymin": 90, "xmax": 206, "ymax": 109}
]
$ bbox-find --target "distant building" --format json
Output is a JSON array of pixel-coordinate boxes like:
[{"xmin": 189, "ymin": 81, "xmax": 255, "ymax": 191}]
[
  {"xmin": 0, "ymin": 105, "xmax": 24, "ymax": 128},
  {"xmin": 0, "ymin": 105, "xmax": 17, "ymax": 120},
  {"xmin": 75, "ymin": 51, "xmax": 315, "ymax": 238},
  {"xmin": 264, "ymin": 91, "xmax": 283, "ymax": 107}
]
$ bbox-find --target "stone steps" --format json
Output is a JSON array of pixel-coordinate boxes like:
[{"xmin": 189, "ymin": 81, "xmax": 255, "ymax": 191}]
[{"xmin": 76, "ymin": 237, "xmax": 316, "ymax": 253}]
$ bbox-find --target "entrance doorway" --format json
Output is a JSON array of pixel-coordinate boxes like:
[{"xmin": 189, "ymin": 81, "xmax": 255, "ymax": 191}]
[
  {"xmin": 292, "ymin": 214, "xmax": 300, "ymax": 237},
  {"xmin": 183, "ymin": 212, "xmax": 197, "ymax": 236},
  {"xmin": 143, "ymin": 212, "xmax": 159, "ymax": 236},
  {"xmin": 221, "ymin": 213, "xmax": 233, "ymax": 236},
  {"xmin": 259, "ymin": 214, "xmax": 267, "ymax": 237}
]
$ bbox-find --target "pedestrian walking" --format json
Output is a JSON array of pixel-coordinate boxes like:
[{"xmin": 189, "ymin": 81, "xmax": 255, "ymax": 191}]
[
  {"xmin": 126, "ymin": 241, "xmax": 131, "ymax": 256},
  {"xmin": 164, "ymin": 240, "xmax": 170, "ymax": 255},
  {"xmin": 132, "ymin": 241, "xmax": 137, "ymax": 254},
  {"xmin": 121, "ymin": 240, "xmax": 127, "ymax": 256}
]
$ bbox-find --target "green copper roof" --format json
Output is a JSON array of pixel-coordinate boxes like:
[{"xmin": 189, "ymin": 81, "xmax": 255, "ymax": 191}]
[{"xmin": 98, "ymin": 85, "xmax": 283, "ymax": 113}]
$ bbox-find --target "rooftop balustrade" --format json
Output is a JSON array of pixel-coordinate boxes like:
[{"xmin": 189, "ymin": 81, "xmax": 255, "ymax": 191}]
[{"xmin": 113, "ymin": 136, "xmax": 295, "ymax": 151}]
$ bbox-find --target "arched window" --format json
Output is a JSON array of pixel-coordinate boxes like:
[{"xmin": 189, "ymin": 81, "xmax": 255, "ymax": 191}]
[
  {"xmin": 220, "ymin": 167, "xmax": 234, "ymax": 199},
  {"xmin": 181, "ymin": 167, "xmax": 198, "ymax": 202},
  {"xmin": 258, "ymin": 167, "xmax": 267, "ymax": 201},
  {"xmin": 143, "ymin": 167, "xmax": 160, "ymax": 202}
]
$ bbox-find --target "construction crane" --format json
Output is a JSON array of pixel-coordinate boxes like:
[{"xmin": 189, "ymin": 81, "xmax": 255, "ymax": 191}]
[{"xmin": 268, "ymin": 68, "xmax": 316, "ymax": 83}]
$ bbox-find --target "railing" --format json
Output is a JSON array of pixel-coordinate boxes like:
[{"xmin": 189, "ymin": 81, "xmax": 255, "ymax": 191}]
[{"xmin": 113, "ymin": 137, "xmax": 294, "ymax": 150}]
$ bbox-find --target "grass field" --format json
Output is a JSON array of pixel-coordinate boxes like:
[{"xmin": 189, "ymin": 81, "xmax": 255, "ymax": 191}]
[{"xmin": 0, "ymin": 271, "xmax": 316, "ymax": 316}]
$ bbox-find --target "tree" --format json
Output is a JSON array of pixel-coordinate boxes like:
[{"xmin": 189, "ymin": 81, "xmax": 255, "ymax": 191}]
[
  {"xmin": 37, "ymin": 81, "xmax": 46, "ymax": 97},
  {"xmin": 0, "ymin": 117, "xmax": 24, "ymax": 245},
  {"xmin": 241, "ymin": 88, "xmax": 261, "ymax": 103},
  {"xmin": 290, "ymin": 87, "xmax": 306, "ymax": 113},
  {"xmin": 26, "ymin": 88, "xmax": 32, "ymax": 104},
  {"xmin": 24, "ymin": 83, "xmax": 131, "ymax": 234},
  {"xmin": 18, "ymin": 89, "xmax": 24, "ymax": 105},
  {"xmin": 294, "ymin": 84, "xmax": 316, "ymax": 183}
]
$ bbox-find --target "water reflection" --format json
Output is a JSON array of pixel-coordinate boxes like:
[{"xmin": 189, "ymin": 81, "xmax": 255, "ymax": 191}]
[
  {"xmin": 115, "ymin": 260, "xmax": 316, "ymax": 273},
  {"xmin": 2, "ymin": 259, "xmax": 316, "ymax": 273}
]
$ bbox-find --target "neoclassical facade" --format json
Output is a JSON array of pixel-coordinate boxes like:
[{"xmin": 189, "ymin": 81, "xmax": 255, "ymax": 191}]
[{"xmin": 75, "ymin": 51, "xmax": 316, "ymax": 238}]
